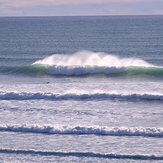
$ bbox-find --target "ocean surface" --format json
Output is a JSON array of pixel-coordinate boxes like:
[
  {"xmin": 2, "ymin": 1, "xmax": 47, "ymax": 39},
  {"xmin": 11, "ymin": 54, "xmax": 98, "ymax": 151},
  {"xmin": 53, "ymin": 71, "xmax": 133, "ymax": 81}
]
[{"xmin": 0, "ymin": 15, "xmax": 163, "ymax": 162}]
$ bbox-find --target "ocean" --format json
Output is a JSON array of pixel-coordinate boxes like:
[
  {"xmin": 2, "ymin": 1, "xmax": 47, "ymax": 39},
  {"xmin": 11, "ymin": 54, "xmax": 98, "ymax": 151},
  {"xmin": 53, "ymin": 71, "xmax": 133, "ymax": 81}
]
[{"xmin": 0, "ymin": 15, "xmax": 163, "ymax": 162}]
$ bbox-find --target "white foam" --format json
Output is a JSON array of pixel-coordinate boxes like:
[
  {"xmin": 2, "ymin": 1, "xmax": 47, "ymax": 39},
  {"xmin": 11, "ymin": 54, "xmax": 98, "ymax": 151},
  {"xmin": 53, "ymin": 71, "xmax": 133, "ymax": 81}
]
[
  {"xmin": 48, "ymin": 66, "xmax": 125, "ymax": 75},
  {"xmin": 1, "ymin": 124, "xmax": 163, "ymax": 137},
  {"xmin": 0, "ymin": 91, "xmax": 162, "ymax": 101}
]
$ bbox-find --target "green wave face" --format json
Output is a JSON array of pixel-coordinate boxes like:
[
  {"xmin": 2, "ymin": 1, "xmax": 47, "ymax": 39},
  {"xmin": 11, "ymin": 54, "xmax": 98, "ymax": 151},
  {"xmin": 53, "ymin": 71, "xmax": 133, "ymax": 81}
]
[
  {"xmin": 1, "ymin": 64, "xmax": 163, "ymax": 78},
  {"xmin": 18, "ymin": 64, "xmax": 49, "ymax": 74},
  {"xmin": 0, "ymin": 64, "xmax": 49, "ymax": 76},
  {"xmin": 126, "ymin": 67, "xmax": 163, "ymax": 75}
]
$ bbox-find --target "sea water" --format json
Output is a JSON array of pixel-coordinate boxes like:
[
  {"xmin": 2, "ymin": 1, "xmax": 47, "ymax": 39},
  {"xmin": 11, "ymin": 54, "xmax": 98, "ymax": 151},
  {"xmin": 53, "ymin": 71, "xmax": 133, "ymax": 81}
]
[{"xmin": 0, "ymin": 15, "xmax": 163, "ymax": 162}]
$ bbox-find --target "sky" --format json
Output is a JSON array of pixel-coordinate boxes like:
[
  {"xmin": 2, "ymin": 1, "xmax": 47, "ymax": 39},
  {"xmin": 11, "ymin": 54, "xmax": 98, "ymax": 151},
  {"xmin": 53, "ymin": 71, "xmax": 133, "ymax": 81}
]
[{"xmin": 0, "ymin": 0, "xmax": 163, "ymax": 16}]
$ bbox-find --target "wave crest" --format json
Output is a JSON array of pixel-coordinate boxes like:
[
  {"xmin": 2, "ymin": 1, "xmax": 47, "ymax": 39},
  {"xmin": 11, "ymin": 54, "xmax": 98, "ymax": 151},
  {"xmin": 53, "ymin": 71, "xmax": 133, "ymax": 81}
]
[
  {"xmin": 1, "ymin": 124, "xmax": 163, "ymax": 137},
  {"xmin": 0, "ymin": 91, "xmax": 163, "ymax": 101}
]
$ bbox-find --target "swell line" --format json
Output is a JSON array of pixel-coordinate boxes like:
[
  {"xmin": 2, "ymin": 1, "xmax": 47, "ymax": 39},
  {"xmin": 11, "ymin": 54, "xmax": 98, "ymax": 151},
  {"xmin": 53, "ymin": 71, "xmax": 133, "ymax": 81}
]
[
  {"xmin": 0, "ymin": 149, "xmax": 162, "ymax": 160},
  {"xmin": 1, "ymin": 125, "xmax": 163, "ymax": 137}
]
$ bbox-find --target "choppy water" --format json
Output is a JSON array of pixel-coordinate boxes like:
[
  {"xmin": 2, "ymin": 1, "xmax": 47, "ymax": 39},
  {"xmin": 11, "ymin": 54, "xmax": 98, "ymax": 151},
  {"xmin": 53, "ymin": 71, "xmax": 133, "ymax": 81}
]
[{"xmin": 0, "ymin": 15, "xmax": 163, "ymax": 162}]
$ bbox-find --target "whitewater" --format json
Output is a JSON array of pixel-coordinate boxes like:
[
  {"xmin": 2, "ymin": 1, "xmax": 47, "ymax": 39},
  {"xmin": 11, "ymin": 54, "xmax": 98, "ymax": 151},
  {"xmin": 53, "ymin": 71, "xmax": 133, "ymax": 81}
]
[{"xmin": 0, "ymin": 15, "xmax": 163, "ymax": 162}]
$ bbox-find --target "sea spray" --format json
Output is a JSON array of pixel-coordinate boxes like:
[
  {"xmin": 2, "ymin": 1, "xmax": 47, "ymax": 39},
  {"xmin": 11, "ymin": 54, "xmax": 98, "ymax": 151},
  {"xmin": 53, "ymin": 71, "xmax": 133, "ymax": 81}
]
[{"xmin": 33, "ymin": 51, "xmax": 153, "ymax": 67}]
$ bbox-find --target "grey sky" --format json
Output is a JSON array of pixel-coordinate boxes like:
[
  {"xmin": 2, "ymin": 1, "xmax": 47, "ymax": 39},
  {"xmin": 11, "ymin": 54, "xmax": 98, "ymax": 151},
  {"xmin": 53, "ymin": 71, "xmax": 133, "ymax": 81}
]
[{"xmin": 0, "ymin": 0, "xmax": 163, "ymax": 16}]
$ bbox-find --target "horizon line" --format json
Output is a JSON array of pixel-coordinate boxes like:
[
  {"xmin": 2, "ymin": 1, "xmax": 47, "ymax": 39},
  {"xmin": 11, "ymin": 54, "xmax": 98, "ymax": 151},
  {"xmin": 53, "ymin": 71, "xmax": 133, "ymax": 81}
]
[{"xmin": 0, "ymin": 14, "xmax": 163, "ymax": 18}]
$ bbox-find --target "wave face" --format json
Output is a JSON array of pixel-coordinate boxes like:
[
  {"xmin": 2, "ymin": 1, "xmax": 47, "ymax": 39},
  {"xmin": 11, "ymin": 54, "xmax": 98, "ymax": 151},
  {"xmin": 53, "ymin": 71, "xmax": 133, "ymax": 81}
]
[
  {"xmin": 0, "ymin": 64, "xmax": 49, "ymax": 75},
  {"xmin": 0, "ymin": 149, "xmax": 162, "ymax": 160},
  {"xmin": 0, "ymin": 91, "xmax": 163, "ymax": 101},
  {"xmin": 1, "ymin": 125, "xmax": 163, "ymax": 137}
]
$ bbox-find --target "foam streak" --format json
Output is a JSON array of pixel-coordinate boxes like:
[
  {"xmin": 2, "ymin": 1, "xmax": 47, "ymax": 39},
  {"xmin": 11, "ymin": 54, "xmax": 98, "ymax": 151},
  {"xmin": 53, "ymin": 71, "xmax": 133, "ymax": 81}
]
[{"xmin": 0, "ymin": 149, "xmax": 162, "ymax": 160}]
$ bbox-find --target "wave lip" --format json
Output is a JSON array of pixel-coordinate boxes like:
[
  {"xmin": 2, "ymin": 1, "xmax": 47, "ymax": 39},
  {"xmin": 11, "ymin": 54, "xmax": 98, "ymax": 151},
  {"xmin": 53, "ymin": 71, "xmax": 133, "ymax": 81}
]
[
  {"xmin": 1, "ymin": 125, "xmax": 163, "ymax": 137},
  {"xmin": 0, "ymin": 91, "xmax": 163, "ymax": 101},
  {"xmin": 0, "ymin": 149, "xmax": 162, "ymax": 160}
]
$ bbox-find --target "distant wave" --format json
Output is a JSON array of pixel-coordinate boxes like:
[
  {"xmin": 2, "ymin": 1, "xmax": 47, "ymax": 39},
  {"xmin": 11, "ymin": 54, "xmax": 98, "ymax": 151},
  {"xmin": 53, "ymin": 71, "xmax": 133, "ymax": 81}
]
[
  {"xmin": 0, "ymin": 91, "xmax": 163, "ymax": 101},
  {"xmin": 0, "ymin": 149, "xmax": 162, "ymax": 160},
  {"xmin": 1, "ymin": 51, "xmax": 163, "ymax": 77},
  {"xmin": 1, "ymin": 125, "xmax": 163, "ymax": 137}
]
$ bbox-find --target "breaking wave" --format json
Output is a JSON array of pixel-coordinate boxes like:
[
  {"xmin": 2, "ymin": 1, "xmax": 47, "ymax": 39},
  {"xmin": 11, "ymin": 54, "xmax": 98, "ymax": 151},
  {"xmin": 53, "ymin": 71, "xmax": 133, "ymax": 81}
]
[
  {"xmin": 32, "ymin": 50, "xmax": 163, "ymax": 76},
  {"xmin": 0, "ymin": 91, "xmax": 163, "ymax": 101},
  {"xmin": 1, "ymin": 51, "xmax": 163, "ymax": 76},
  {"xmin": 0, "ymin": 149, "xmax": 162, "ymax": 160},
  {"xmin": 0, "ymin": 125, "xmax": 163, "ymax": 137}
]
